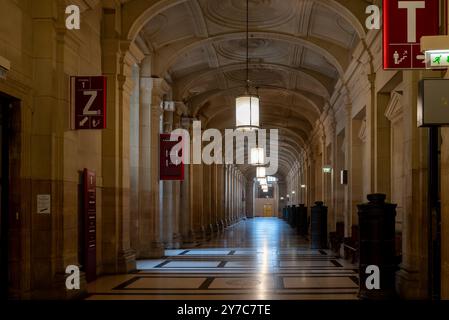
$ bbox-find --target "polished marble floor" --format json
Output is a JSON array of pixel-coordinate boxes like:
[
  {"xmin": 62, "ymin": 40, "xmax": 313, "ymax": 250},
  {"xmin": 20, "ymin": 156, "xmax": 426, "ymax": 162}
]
[{"xmin": 87, "ymin": 218, "xmax": 359, "ymax": 300}]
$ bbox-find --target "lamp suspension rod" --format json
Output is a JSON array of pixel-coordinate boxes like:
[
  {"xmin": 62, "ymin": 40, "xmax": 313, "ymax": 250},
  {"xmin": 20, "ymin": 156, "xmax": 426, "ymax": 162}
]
[{"xmin": 246, "ymin": 0, "xmax": 249, "ymax": 92}]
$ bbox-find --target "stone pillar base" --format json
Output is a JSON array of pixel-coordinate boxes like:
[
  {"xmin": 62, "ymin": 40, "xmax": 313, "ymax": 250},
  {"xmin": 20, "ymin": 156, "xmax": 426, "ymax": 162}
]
[
  {"xmin": 166, "ymin": 233, "xmax": 182, "ymax": 249},
  {"xmin": 30, "ymin": 271, "xmax": 88, "ymax": 300},
  {"xmin": 396, "ymin": 265, "xmax": 428, "ymax": 299},
  {"xmin": 194, "ymin": 227, "xmax": 207, "ymax": 242},
  {"xmin": 202, "ymin": 225, "xmax": 211, "ymax": 240},
  {"xmin": 139, "ymin": 241, "xmax": 165, "ymax": 259},
  {"xmin": 181, "ymin": 230, "xmax": 198, "ymax": 245},
  {"xmin": 117, "ymin": 249, "xmax": 137, "ymax": 273}
]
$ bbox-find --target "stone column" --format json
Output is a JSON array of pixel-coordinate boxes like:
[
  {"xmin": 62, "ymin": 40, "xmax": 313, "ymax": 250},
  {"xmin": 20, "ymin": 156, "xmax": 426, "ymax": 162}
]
[
  {"xmin": 237, "ymin": 168, "xmax": 240, "ymax": 221},
  {"xmin": 202, "ymin": 164, "xmax": 212, "ymax": 237},
  {"xmin": 211, "ymin": 164, "xmax": 220, "ymax": 232},
  {"xmin": 215, "ymin": 164, "xmax": 225, "ymax": 231},
  {"xmin": 228, "ymin": 166, "xmax": 233, "ymax": 224},
  {"xmin": 192, "ymin": 162, "xmax": 205, "ymax": 239},
  {"xmin": 101, "ymin": 31, "xmax": 137, "ymax": 273},
  {"xmin": 172, "ymin": 109, "xmax": 183, "ymax": 246},
  {"xmin": 344, "ymin": 102, "xmax": 353, "ymax": 237},
  {"xmin": 246, "ymin": 179, "xmax": 254, "ymax": 218},
  {"xmin": 395, "ymin": 71, "xmax": 428, "ymax": 299},
  {"xmin": 225, "ymin": 165, "xmax": 231, "ymax": 226},
  {"xmin": 235, "ymin": 169, "xmax": 239, "ymax": 221},
  {"xmin": 160, "ymin": 104, "xmax": 182, "ymax": 248},
  {"xmin": 329, "ymin": 119, "xmax": 337, "ymax": 233},
  {"xmin": 144, "ymin": 78, "xmax": 167, "ymax": 257},
  {"xmin": 231, "ymin": 166, "xmax": 236, "ymax": 223},
  {"xmin": 308, "ymin": 153, "xmax": 315, "ymax": 205},
  {"xmin": 180, "ymin": 119, "xmax": 196, "ymax": 244},
  {"xmin": 137, "ymin": 56, "xmax": 154, "ymax": 257}
]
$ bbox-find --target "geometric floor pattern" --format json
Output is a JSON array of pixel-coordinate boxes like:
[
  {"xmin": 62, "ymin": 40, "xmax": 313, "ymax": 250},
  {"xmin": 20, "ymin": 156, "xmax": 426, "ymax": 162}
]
[{"xmin": 87, "ymin": 218, "xmax": 359, "ymax": 300}]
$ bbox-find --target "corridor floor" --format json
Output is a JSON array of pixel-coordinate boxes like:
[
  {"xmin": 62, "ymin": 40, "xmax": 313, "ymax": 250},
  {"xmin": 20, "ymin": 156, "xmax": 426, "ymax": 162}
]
[{"xmin": 87, "ymin": 218, "xmax": 359, "ymax": 300}]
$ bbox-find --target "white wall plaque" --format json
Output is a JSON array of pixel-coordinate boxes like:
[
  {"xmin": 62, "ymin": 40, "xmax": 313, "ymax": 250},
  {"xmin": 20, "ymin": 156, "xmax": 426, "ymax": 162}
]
[{"xmin": 37, "ymin": 194, "xmax": 51, "ymax": 214}]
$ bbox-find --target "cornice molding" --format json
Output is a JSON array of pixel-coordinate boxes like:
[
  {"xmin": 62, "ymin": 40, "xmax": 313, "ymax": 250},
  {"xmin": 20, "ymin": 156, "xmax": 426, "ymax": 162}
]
[{"xmin": 385, "ymin": 91, "xmax": 404, "ymax": 123}]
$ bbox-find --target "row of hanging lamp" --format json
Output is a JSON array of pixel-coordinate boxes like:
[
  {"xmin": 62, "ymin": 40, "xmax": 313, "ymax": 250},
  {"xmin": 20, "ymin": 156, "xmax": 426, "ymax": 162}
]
[
  {"xmin": 235, "ymin": 0, "xmax": 267, "ymax": 185},
  {"xmin": 261, "ymin": 184, "xmax": 269, "ymax": 193},
  {"xmin": 235, "ymin": 0, "xmax": 260, "ymax": 132},
  {"xmin": 256, "ymin": 166, "xmax": 266, "ymax": 179},
  {"xmin": 251, "ymin": 147, "xmax": 265, "ymax": 165}
]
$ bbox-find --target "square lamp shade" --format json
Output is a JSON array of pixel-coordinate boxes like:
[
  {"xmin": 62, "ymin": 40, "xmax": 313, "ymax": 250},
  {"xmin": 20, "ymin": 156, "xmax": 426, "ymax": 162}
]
[
  {"xmin": 236, "ymin": 95, "xmax": 259, "ymax": 131},
  {"xmin": 256, "ymin": 167, "xmax": 266, "ymax": 179},
  {"xmin": 251, "ymin": 147, "xmax": 265, "ymax": 165}
]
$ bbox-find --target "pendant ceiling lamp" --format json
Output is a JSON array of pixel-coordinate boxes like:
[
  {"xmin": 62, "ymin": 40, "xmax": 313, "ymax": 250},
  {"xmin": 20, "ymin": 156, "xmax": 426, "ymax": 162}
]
[
  {"xmin": 256, "ymin": 167, "xmax": 266, "ymax": 179},
  {"xmin": 235, "ymin": 0, "xmax": 260, "ymax": 132},
  {"xmin": 251, "ymin": 147, "xmax": 265, "ymax": 165}
]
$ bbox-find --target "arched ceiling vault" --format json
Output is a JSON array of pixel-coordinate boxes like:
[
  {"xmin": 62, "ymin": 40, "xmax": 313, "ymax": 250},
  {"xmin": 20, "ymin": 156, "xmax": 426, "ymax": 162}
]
[
  {"xmin": 175, "ymin": 62, "xmax": 334, "ymax": 99},
  {"xmin": 121, "ymin": 0, "xmax": 370, "ymax": 179},
  {"xmin": 191, "ymin": 86, "xmax": 323, "ymax": 121}
]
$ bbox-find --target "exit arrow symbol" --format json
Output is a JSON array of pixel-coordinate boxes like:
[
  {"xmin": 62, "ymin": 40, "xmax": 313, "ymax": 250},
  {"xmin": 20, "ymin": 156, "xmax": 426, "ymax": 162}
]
[{"xmin": 80, "ymin": 117, "xmax": 89, "ymax": 127}]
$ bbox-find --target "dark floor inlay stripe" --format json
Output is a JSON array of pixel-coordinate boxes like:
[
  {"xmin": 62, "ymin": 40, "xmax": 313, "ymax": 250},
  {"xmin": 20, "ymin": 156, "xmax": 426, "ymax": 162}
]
[
  {"xmin": 319, "ymin": 250, "xmax": 327, "ymax": 255},
  {"xmin": 275, "ymin": 276, "xmax": 285, "ymax": 290},
  {"xmin": 331, "ymin": 260, "xmax": 343, "ymax": 267},
  {"xmin": 199, "ymin": 277, "xmax": 215, "ymax": 290},
  {"xmin": 154, "ymin": 260, "xmax": 170, "ymax": 268},
  {"xmin": 179, "ymin": 250, "xmax": 190, "ymax": 255},
  {"xmin": 228, "ymin": 250, "xmax": 236, "ymax": 255},
  {"xmin": 113, "ymin": 277, "xmax": 141, "ymax": 290},
  {"xmin": 218, "ymin": 261, "xmax": 228, "ymax": 268},
  {"xmin": 349, "ymin": 276, "xmax": 359, "ymax": 286}
]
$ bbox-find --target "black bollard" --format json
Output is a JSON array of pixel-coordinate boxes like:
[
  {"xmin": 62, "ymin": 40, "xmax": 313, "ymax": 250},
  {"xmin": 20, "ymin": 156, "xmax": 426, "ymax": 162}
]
[
  {"xmin": 297, "ymin": 204, "xmax": 308, "ymax": 236},
  {"xmin": 357, "ymin": 194, "xmax": 398, "ymax": 300},
  {"xmin": 311, "ymin": 201, "xmax": 328, "ymax": 249},
  {"xmin": 290, "ymin": 205, "xmax": 297, "ymax": 227},
  {"xmin": 287, "ymin": 206, "xmax": 292, "ymax": 225}
]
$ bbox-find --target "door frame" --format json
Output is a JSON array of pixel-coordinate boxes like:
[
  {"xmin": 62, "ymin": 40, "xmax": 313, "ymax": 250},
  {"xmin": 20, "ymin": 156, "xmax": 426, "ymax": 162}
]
[{"xmin": 0, "ymin": 95, "xmax": 11, "ymax": 299}]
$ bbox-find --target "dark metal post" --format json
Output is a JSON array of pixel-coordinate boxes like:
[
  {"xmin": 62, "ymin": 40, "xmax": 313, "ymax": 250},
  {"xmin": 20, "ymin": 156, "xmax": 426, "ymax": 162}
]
[
  {"xmin": 311, "ymin": 201, "xmax": 328, "ymax": 249},
  {"xmin": 357, "ymin": 194, "xmax": 398, "ymax": 300},
  {"xmin": 297, "ymin": 204, "xmax": 308, "ymax": 236},
  {"xmin": 428, "ymin": 126, "xmax": 441, "ymax": 300}
]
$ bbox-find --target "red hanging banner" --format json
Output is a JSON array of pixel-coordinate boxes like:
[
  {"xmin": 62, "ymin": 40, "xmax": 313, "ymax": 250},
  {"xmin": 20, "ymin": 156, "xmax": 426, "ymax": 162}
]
[
  {"xmin": 70, "ymin": 76, "xmax": 107, "ymax": 129},
  {"xmin": 83, "ymin": 169, "xmax": 97, "ymax": 282},
  {"xmin": 160, "ymin": 134, "xmax": 184, "ymax": 181}
]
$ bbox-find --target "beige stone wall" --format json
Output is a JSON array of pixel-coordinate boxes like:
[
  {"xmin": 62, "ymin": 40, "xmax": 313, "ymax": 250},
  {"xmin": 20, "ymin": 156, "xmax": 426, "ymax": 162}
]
[
  {"xmin": 1, "ymin": 0, "xmax": 448, "ymax": 300},
  {"xmin": 0, "ymin": 0, "xmax": 105, "ymax": 298},
  {"xmin": 284, "ymin": 28, "xmax": 449, "ymax": 299}
]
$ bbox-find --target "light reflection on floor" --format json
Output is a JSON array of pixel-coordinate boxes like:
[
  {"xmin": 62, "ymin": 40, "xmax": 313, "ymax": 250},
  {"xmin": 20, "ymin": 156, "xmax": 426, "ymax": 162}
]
[{"xmin": 87, "ymin": 218, "xmax": 359, "ymax": 300}]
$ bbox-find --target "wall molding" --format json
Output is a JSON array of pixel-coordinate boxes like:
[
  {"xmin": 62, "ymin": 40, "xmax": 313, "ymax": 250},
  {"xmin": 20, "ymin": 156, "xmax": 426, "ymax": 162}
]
[{"xmin": 385, "ymin": 91, "xmax": 403, "ymax": 124}]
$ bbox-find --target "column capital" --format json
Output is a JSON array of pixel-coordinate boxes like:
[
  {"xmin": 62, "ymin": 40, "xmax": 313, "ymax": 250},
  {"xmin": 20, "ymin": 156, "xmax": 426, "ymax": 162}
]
[
  {"xmin": 151, "ymin": 103, "xmax": 163, "ymax": 117},
  {"xmin": 152, "ymin": 77, "xmax": 171, "ymax": 98},
  {"xmin": 175, "ymin": 101, "xmax": 188, "ymax": 116}
]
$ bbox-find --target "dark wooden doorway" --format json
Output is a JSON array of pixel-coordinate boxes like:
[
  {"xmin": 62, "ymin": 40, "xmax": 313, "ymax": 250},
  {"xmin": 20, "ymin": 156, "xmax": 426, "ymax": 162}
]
[{"xmin": 0, "ymin": 93, "xmax": 12, "ymax": 299}]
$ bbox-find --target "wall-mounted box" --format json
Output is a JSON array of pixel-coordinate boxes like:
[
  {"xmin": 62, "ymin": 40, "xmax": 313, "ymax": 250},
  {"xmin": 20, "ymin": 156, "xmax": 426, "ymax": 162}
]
[{"xmin": 418, "ymin": 79, "xmax": 449, "ymax": 127}]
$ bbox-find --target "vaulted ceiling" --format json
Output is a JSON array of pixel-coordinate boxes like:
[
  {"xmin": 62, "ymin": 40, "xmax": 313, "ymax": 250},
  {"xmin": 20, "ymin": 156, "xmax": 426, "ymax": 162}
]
[{"xmin": 130, "ymin": 0, "xmax": 368, "ymax": 179}]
